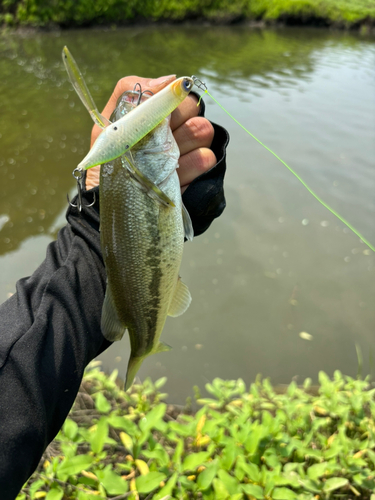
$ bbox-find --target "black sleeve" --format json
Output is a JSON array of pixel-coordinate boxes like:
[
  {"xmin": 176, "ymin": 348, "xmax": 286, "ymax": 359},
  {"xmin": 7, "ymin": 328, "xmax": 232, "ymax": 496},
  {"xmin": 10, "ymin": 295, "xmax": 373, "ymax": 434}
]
[{"xmin": 0, "ymin": 114, "xmax": 229, "ymax": 499}]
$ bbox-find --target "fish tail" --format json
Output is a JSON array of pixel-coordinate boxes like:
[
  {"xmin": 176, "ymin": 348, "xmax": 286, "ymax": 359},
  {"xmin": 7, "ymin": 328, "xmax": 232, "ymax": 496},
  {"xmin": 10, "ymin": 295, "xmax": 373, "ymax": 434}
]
[
  {"xmin": 124, "ymin": 356, "xmax": 145, "ymax": 391},
  {"xmin": 124, "ymin": 342, "xmax": 172, "ymax": 391}
]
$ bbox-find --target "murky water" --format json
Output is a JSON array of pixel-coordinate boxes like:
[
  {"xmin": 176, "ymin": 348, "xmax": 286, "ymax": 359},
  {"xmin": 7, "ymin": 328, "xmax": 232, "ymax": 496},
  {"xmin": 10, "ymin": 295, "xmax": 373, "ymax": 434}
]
[{"xmin": 1, "ymin": 26, "xmax": 374, "ymax": 402}]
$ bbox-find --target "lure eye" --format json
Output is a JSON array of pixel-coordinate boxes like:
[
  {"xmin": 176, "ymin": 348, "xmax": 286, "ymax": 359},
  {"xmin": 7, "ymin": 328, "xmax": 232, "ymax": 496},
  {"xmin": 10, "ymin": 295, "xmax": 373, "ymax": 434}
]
[
  {"xmin": 183, "ymin": 78, "xmax": 193, "ymax": 92},
  {"xmin": 113, "ymin": 126, "xmax": 118, "ymax": 131}
]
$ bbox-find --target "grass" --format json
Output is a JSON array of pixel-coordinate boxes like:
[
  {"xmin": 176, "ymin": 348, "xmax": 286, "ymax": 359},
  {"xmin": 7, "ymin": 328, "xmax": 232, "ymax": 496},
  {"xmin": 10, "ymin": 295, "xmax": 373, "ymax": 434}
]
[
  {"xmin": 18, "ymin": 362, "xmax": 375, "ymax": 500},
  {"xmin": 0, "ymin": 0, "xmax": 375, "ymax": 28}
]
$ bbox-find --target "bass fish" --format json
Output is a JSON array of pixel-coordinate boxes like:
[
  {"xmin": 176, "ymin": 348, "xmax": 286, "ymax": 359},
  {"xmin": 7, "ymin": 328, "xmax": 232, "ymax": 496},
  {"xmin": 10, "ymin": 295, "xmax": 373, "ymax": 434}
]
[
  {"xmin": 100, "ymin": 92, "xmax": 193, "ymax": 390},
  {"xmin": 62, "ymin": 47, "xmax": 194, "ymax": 389}
]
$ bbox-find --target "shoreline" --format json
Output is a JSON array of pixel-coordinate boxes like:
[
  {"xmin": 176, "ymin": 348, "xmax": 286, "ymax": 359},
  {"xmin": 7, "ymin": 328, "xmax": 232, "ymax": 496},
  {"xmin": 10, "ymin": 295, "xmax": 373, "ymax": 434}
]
[{"xmin": 1, "ymin": 15, "xmax": 375, "ymax": 36}]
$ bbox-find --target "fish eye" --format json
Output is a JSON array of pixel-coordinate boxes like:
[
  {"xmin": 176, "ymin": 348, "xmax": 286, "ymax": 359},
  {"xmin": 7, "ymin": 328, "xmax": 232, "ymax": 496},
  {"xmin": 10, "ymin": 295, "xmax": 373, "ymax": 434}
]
[{"xmin": 183, "ymin": 78, "xmax": 193, "ymax": 91}]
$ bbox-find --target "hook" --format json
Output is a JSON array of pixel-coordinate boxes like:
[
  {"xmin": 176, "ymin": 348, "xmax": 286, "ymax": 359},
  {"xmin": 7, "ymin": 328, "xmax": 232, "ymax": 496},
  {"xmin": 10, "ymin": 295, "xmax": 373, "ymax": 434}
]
[{"xmin": 67, "ymin": 167, "xmax": 96, "ymax": 212}]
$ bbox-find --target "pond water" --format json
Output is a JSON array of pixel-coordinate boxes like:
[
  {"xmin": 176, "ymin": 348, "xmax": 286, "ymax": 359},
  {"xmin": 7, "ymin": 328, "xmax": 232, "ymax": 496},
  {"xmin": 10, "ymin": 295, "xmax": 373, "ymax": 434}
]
[{"xmin": 1, "ymin": 26, "xmax": 374, "ymax": 403}]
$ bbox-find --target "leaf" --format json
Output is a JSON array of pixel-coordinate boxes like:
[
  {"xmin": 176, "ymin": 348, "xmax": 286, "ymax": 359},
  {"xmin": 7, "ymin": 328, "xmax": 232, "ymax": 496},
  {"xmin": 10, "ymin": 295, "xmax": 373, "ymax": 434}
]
[
  {"xmin": 237, "ymin": 458, "xmax": 260, "ymax": 482},
  {"xmin": 135, "ymin": 471, "xmax": 166, "ymax": 494},
  {"xmin": 63, "ymin": 419, "xmax": 78, "ymax": 440},
  {"xmin": 107, "ymin": 415, "xmax": 138, "ymax": 435},
  {"xmin": 307, "ymin": 462, "xmax": 328, "ymax": 480},
  {"xmin": 139, "ymin": 403, "xmax": 166, "ymax": 432},
  {"xmin": 182, "ymin": 452, "xmax": 210, "ymax": 472},
  {"xmin": 45, "ymin": 486, "xmax": 64, "ymax": 500},
  {"xmin": 213, "ymin": 478, "xmax": 230, "ymax": 500},
  {"xmin": 217, "ymin": 469, "xmax": 241, "ymax": 495},
  {"xmin": 220, "ymin": 440, "xmax": 236, "ymax": 471},
  {"xmin": 244, "ymin": 425, "xmax": 263, "ymax": 454},
  {"xmin": 95, "ymin": 392, "xmax": 111, "ymax": 413},
  {"xmin": 142, "ymin": 446, "xmax": 169, "ymax": 467},
  {"xmin": 96, "ymin": 468, "xmax": 128, "ymax": 495},
  {"xmin": 272, "ymin": 487, "xmax": 298, "ymax": 499},
  {"xmin": 153, "ymin": 472, "xmax": 178, "ymax": 500},
  {"xmin": 120, "ymin": 432, "xmax": 133, "ymax": 451},
  {"xmin": 135, "ymin": 459, "xmax": 149, "ymax": 475},
  {"xmin": 154, "ymin": 377, "xmax": 167, "ymax": 389},
  {"xmin": 29, "ymin": 479, "xmax": 45, "ymax": 499},
  {"xmin": 241, "ymin": 484, "xmax": 264, "ymax": 499},
  {"xmin": 323, "ymin": 477, "xmax": 349, "ymax": 493},
  {"xmin": 90, "ymin": 417, "xmax": 108, "ymax": 454},
  {"xmin": 172, "ymin": 438, "xmax": 184, "ymax": 467},
  {"xmin": 57, "ymin": 455, "xmax": 94, "ymax": 479},
  {"xmin": 197, "ymin": 461, "xmax": 219, "ymax": 490}
]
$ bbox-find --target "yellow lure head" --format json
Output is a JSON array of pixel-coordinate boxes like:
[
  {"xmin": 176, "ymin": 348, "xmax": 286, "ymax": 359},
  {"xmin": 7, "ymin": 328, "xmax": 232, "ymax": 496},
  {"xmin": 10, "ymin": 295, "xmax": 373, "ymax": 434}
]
[{"xmin": 171, "ymin": 76, "xmax": 194, "ymax": 99}]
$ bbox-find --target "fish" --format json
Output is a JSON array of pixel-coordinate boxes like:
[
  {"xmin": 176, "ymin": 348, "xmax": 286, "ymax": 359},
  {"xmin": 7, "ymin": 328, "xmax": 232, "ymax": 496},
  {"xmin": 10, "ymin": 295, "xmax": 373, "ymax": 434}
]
[
  {"xmin": 63, "ymin": 43, "xmax": 193, "ymax": 171},
  {"xmin": 62, "ymin": 46, "xmax": 194, "ymax": 389},
  {"xmin": 100, "ymin": 91, "xmax": 193, "ymax": 390}
]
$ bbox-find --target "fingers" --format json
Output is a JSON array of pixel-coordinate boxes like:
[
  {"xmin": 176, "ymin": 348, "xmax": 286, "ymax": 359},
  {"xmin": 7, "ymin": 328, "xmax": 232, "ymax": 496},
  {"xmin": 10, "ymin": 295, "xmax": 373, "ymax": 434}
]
[
  {"xmin": 170, "ymin": 93, "xmax": 200, "ymax": 131},
  {"xmin": 173, "ymin": 114, "xmax": 216, "ymax": 192},
  {"xmin": 86, "ymin": 74, "xmax": 175, "ymax": 189},
  {"xmin": 178, "ymin": 148, "xmax": 217, "ymax": 193},
  {"xmin": 173, "ymin": 116, "xmax": 215, "ymax": 157}
]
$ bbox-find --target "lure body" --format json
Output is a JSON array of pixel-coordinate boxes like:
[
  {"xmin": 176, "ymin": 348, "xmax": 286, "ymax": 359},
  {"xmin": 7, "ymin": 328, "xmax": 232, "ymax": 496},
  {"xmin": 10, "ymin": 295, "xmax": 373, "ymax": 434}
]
[{"xmin": 78, "ymin": 77, "xmax": 194, "ymax": 170}]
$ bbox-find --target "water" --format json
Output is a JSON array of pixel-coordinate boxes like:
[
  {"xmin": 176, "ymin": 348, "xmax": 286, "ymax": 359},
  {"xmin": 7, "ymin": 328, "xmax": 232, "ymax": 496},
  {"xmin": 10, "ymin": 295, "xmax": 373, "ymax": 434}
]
[{"xmin": 0, "ymin": 26, "xmax": 374, "ymax": 402}]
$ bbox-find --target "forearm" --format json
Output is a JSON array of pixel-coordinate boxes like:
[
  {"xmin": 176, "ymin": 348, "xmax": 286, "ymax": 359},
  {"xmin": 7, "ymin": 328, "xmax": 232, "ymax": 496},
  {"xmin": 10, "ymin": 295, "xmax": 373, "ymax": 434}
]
[{"xmin": 0, "ymin": 200, "xmax": 108, "ymax": 499}]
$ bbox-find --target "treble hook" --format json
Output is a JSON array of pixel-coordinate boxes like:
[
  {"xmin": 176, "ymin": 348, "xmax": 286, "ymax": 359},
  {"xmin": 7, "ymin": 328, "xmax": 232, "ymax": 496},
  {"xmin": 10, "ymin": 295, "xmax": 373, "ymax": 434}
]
[
  {"xmin": 67, "ymin": 167, "xmax": 96, "ymax": 212},
  {"xmin": 192, "ymin": 75, "xmax": 208, "ymax": 92}
]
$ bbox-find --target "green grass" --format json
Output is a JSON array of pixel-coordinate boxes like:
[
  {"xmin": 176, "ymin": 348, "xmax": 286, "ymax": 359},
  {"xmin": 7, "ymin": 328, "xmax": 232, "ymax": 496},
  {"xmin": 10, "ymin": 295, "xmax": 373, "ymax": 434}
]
[
  {"xmin": 0, "ymin": 0, "xmax": 374, "ymax": 28},
  {"xmin": 18, "ymin": 363, "xmax": 375, "ymax": 500}
]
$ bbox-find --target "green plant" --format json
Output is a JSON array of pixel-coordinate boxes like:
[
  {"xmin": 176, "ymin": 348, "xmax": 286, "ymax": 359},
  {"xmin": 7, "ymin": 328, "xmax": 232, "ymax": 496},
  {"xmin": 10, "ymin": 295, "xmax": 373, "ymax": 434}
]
[{"xmin": 18, "ymin": 365, "xmax": 375, "ymax": 499}]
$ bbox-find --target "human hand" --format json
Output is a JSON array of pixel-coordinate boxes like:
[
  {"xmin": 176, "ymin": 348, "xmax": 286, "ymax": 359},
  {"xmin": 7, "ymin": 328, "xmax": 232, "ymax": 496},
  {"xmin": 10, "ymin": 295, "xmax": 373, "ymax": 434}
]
[{"xmin": 86, "ymin": 75, "xmax": 216, "ymax": 192}]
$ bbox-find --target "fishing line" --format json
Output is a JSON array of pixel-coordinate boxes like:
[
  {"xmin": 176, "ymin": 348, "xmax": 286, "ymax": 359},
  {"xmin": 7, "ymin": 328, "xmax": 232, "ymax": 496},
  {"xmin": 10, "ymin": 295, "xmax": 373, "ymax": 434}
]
[{"xmin": 193, "ymin": 79, "xmax": 375, "ymax": 254}]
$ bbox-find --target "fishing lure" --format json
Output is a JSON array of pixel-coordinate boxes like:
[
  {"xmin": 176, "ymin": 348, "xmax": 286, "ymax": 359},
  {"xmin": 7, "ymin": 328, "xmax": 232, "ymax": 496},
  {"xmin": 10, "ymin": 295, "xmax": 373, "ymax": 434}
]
[
  {"xmin": 62, "ymin": 47, "xmax": 193, "ymax": 172},
  {"xmin": 192, "ymin": 76, "xmax": 375, "ymax": 254},
  {"xmin": 63, "ymin": 46, "xmax": 194, "ymax": 207}
]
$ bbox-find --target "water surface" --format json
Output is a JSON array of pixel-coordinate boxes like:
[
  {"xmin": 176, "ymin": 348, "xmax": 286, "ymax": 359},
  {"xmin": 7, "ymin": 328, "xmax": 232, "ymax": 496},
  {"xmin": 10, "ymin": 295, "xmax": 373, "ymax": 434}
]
[{"xmin": 1, "ymin": 26, "xmax": 374, "ymax": 402}]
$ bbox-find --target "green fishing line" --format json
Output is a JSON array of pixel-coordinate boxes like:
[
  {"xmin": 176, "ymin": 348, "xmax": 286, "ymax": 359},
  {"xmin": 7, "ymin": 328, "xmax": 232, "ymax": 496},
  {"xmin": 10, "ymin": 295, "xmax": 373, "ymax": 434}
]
[{"xmin": 198, "ymin": 89, "xmax": 375, "ymax": 253}]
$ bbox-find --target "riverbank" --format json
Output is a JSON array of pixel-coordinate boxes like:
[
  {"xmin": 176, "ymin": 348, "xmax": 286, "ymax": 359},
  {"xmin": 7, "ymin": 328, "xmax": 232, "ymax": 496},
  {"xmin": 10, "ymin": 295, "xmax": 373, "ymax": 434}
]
[
  {"xmin": 19, "ymin": 364, "xmax": 375, "ymax": 499},
  {"xmin": 1, "ymin": 0, "xmax": 375, "ymax": 31}
]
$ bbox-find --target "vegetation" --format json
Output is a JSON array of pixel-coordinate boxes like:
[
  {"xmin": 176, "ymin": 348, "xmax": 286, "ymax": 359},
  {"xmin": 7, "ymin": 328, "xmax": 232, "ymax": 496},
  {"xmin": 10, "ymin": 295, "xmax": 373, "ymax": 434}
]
[
  {"xmin": 0, "ymin": 0, "xmax": 374, "ymax": 29},
  {"xmin": 18, "ymin": 362, "xmax": 375, "ymax": 500}
]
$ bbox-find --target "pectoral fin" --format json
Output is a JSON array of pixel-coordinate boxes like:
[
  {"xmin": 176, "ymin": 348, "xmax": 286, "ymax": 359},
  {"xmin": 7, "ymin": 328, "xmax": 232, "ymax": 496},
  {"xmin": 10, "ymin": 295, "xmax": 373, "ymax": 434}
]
[
  {"xmin": 168, "ymin": 277, "xmax": 192, "ymax": 317},
  {"xmin": 124, "ymin": 154, "xmax": 175, "ymax": 208},
  {"xmin": 182, "ymin": 203, "xmax": 194, "ymax": 241},
  {"xmin": 101, "ymin": 284, "xmax": 127, "ymax": 342}
]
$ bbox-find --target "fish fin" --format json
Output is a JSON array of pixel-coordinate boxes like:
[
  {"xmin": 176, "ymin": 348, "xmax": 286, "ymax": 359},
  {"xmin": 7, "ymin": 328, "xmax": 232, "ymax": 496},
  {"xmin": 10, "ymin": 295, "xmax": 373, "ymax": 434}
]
[
  {"xmin": 125, "ymin": 343, "xmax": 172, "ymax": 390},
  {"xmin": 62, "ymin": 46, "xmax": 111, "ymax": 129},
  {"xmin": 155, "ymin": 341, "xmax": 172, "ymax": 353},
  {"xmin": 124, "ymin": 155, "xmax": 175, "ymax": 208},
  {"xmin": 125, "ymin": 356, "xmax": 145, "ymax": 391},
  {"xmin": 168, "ymin": 277, "xmax": 192, "ymax": 317},
  {"xmin": 101, "ymin": 284, "xmax": 126, "ymax": 342},
  {"xmin": 182, "ymin": 203, "xmax": 194, "ymax": 241}
]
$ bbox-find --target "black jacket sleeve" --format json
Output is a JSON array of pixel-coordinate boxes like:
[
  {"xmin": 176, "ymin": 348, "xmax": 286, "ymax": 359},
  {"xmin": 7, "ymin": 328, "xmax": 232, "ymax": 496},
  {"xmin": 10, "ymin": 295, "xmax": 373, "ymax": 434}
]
[{"xmin": 0, "ymin": 115, "xmax": 229, "ymax": 499}]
